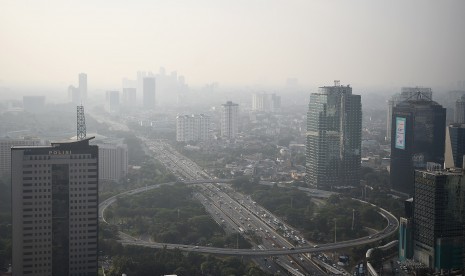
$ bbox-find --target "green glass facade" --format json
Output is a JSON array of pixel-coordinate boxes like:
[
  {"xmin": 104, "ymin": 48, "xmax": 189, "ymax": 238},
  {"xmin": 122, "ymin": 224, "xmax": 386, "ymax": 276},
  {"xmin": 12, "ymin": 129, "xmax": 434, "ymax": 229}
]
[
  {"xmin": 413, "ymin": 169, "xmax": 465, "ymax": 271},
  {"xmin": 306, "ymin": 84, "xmax": 361, "ymax": 189}
]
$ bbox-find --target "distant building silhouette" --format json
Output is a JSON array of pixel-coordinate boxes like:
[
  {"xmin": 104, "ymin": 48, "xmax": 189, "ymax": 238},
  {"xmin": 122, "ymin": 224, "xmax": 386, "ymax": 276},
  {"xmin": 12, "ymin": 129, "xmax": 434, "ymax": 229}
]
[
  {"xmin": 221, "ymin": 101, "xmax": 239, "ymax": 139},
  {"xmin": 122, "ymin": 87, "xmax": 137, "ymax": 107},
  {"xmin": 23, "ymin": 96, "xmax": 45, "ymax": 113},
  {"xmin": 79, "ymin": 73, "xmax": 87, "ymax": 102},
  {"xmin": 252, "ymin": 93, "xmax": 281, "ymax": 112},
  {"xmin": 0, "ymin": 137, "xmax": 41, "ymax": 176},
  {"xmin": 390, "ymin": 93, "xmax": 446, "ymax": 194},
  {"xmin": 305, "ymin": 81, "xmax": 362, "ymax": 189},
  {"xmin": 455, "ymin": 95, "xmax": 465, "ymax": 124},
  {"xmin": 143, "ymin": 77, "xmax": 156, "ymax": 109},
  {"xmin": 105, "ymin": 91, "xmax": 120, "ymax": 113}
]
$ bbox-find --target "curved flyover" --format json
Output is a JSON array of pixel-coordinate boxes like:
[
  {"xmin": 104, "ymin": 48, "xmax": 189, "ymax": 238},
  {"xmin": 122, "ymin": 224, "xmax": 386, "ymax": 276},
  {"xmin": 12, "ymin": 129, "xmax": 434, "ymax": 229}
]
[{"xmin": 99, "ymin": 180, "xmax": 399, "ymax": 256}]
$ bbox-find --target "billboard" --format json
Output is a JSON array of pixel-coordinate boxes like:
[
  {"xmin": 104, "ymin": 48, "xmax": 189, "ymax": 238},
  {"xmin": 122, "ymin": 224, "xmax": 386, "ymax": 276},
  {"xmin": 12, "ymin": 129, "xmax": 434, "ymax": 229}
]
[{"xmin": 395, "ymin": 117, "xmax": 406, "ymax": 150}]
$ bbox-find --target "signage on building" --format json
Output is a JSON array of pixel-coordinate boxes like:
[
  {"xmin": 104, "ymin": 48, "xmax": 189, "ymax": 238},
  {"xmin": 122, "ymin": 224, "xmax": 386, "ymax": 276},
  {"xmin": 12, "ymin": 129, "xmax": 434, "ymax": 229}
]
[{"xmin": 395, "ymin": 117, "xmax": 406, "ymax": 150}]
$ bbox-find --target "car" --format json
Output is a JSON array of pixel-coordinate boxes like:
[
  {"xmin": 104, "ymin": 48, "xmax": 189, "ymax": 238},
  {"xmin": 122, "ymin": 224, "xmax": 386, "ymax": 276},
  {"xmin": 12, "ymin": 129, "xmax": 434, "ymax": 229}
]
[
  {"xmin": 194, "ymin": 246, "xmax": 199, "ymax": 249},
  {"xmin": 313, "ymin": 245, "xmax": 319, "ymax": 248}
]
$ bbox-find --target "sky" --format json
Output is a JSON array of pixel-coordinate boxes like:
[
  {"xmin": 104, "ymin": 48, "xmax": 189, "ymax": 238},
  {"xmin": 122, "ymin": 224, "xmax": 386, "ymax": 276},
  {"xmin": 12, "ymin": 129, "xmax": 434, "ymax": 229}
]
[{"xmin": 1, "ymin": 0, "xmax": 465, "ymax": 90}]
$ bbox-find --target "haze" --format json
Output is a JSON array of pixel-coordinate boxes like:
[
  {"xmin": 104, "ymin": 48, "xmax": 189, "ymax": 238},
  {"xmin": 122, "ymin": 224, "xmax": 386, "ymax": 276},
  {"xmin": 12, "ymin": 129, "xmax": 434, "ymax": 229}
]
[{"xmin": 1, "ymin": 0, "xmax": 464, "ymax": 90}]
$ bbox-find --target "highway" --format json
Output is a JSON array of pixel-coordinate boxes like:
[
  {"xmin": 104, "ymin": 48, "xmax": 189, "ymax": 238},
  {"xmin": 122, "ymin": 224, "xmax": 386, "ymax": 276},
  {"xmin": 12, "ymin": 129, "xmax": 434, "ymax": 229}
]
[
  {"xmin": 91, "ymin": 115, "xmax": 399, "ymax": 275},
  {"xmin": 100, "ymin": 182, "xmax": 399, "ymax": 257}
]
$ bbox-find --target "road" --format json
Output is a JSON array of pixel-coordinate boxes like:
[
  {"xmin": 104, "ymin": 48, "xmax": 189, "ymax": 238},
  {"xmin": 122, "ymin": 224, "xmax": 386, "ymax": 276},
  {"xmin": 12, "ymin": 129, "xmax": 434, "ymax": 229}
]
[{"xmin": 92, "ymin": 115, "xmax": 399, "ymax": 275}]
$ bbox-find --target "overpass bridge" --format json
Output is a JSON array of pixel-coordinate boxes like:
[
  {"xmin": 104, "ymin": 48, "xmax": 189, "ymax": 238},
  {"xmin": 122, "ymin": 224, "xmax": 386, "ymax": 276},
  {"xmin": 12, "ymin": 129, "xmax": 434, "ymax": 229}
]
[{"xmin": 100, "ymin": 180, "xmax": 399, "ymax": 257}]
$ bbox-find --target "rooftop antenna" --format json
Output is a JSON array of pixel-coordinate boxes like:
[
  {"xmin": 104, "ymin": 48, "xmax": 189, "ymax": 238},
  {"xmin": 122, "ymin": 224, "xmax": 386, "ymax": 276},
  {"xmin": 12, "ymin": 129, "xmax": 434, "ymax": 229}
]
[{"xmin": 77, "ymin": 105, "xmax": 86, "ymax": 140}]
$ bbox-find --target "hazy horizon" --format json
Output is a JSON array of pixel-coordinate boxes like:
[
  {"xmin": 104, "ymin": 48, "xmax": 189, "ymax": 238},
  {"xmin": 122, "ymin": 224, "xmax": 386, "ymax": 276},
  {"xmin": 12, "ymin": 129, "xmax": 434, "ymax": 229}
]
[{"xmin": 1, "ymin": 0, "xmax": 465, "ymax": 91}]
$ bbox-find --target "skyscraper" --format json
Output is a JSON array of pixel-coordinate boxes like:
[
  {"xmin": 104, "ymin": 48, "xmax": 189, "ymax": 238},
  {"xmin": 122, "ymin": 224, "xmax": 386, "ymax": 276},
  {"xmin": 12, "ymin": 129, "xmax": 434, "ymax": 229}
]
[
  {"xmin": 11, "ymin": 138, "xmax": 99, "ymax": 275},
  {"xmin": 390, "ymin": 94, "xmax": 446, "ymax": 194},
  {"xmin": 455, "ymin": 95, "xmax": 465, "ymax": 124},
  {"xmin": 386, "ymin": 87, "xmax": 433, "ymax": 141},
  {"xmin": 412, "ymin": 164, "xmax": 465, "ymax": 271},
  {"xmin": 104, "ymin": 91, "xmax": 120, "ymax": 113},
  {"xmin": 305, "ymin": 81, "xmax": 362, "ymax": 189},
  {"xmin": 122, "ymin": 87, "xmax": 137, "ymax": 107},
  {"xmin": 79, "ymin": 73, "xmax": 87, "ymax": 102},
  {"xmin": 221, "ymin": 101, "xmax": 239, "ymax": 139},
  {"xmin": 143, "ymin": 77, "xmax": 156, "ymax": 109}
]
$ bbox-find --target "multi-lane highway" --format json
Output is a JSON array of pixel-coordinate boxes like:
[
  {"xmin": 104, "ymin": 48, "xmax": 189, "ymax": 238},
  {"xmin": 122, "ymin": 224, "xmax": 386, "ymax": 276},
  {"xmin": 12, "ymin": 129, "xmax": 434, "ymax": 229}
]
[
  {"xmin": 100, "ymin": 179, "xmax": 399, "ymax": 276},
  {"xmin": 90, "ymin": 113, "xmax": 399, "ymax": 275}
]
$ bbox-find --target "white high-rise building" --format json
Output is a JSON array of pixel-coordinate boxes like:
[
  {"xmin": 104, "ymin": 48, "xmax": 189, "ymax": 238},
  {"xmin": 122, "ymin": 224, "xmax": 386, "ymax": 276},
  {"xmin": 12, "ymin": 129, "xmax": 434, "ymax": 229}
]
[
  {"xmin": 97, "ymin": 141, "xmax": 128, "ymax": 182},
  {"xmin": 11, "ymin": 138, "xmax": 99, "ymax": 276},
  {"xmin": 252, "ymin": 93, "xmax": 281, "ymax": 112},
  {"xmin": 105, "ymin": 91, "xmax": 120, "ymax": 113},
  {"xmin": 0, "ymin": 137, "xmax": 41, "ymax": 176},
  {"xmin": 221, "ymin": 101, "xmax": 239, "ymax": 139},
  {"xmin": 176, "ymin": 114, "xmax": 210, "ymax": 142}
]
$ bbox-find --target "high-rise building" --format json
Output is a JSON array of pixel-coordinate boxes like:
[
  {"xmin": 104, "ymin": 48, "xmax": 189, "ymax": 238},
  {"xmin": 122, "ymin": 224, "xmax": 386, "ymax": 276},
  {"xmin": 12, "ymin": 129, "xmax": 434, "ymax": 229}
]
[
  {"xmin": 79, "ymin": 73, "xmax": 87, "ymax": 102},
  {"xmin": 68, "ymin": 85, "xmax": 80, "ymax": 104},
  {"xmin": 444, "ymin": 124, "xmax": 465, "ymax": 169},
  {"xmin": 143, "ymin": 77, "xmax": 156, "ymax": 109},
  {"xmin": 455, "ymin": 95, "xmax": 465, "ymax": 124},
  {"xmin": 11, "ymin": 138, "xmax": 99, "ymax": 275},
  {"xmin": 122, "ymin": 87, "xmax": 137, "ymax": 107},
  {"xmin": 386, "ymin": 87, "xmax": 433, "ymax": 140},
  {"xmin": 104, "ymin": 91, "xmax": 120, "ymax": 113},
  {"xmin": 305, "ymin": 81, "xmax": 362, "ymax": 189},
  {"xmin": 412, "ymin": 163, "xmax": 465, "ymax": 271},
  {"xmin": 252, "ymin": 93, "xmax": 281, "ymax": 112},
  {"xmin": 390, "ymin": 95, "xmax": 446, "ymax": 194},
  {"xmin": 0, "ymin": 137, "xmax": 41, "ymax": 176},
  {"xmin": 221, "ymin": 101, "xmax": 239, "ymax": 139},
  {"xmin": 96, "ymin": 141, "xmax": 128, "ymax": 183},
  {"xmin": 176, "ymin": 114, "xmax": 210, "ymax": 142}
]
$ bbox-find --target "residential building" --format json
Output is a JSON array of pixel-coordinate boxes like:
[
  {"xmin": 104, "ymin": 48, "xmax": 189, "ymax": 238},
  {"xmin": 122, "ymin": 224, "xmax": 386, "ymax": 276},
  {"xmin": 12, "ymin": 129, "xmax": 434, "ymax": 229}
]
[
  {"xmin": 96, "ymin": 140, "xmax": 127, "ymax": 182},
  {"xmin": 11, "ymin": 137, "xmax": 99, "ymax": 276},
  {"xmin": 143, "ymin": 77, "xmax": 156, "ymax": 109},
  {"xmin": 221, "ymin": 101, "xmax": 239, "ymax": 139},
  {"xmin": 104, "ymin": 91, "xmax": 120, "ymax": 113},
  {"xmin": 305, "ymin": 81, "xmax": 362, "ymax": 189},
  {"xmin": 122, "ymin": 87, "xmax": 137, "ymax": 107},
  {"xmin": 252, "ymin": 93, "xmax": 281, "ymax": 112},
  {"xmin": 390, "ymin": 94, "xmax": 446, "ymax": 194},
  {"xmin": 176, "ymin": 114, "xmax": 210, "ymax": 142}
]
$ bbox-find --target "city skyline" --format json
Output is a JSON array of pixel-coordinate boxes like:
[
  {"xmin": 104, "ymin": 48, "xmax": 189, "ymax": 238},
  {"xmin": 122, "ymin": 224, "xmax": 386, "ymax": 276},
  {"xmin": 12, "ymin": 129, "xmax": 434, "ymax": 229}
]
[{"xmin": 1, "ymin": 1, "xmax": 465, "ymax": 90}]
